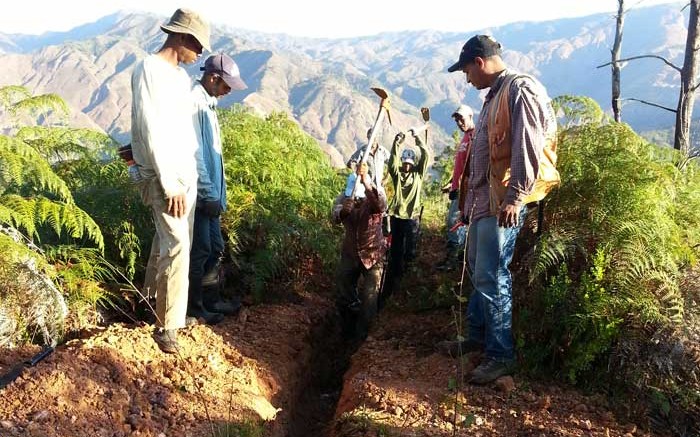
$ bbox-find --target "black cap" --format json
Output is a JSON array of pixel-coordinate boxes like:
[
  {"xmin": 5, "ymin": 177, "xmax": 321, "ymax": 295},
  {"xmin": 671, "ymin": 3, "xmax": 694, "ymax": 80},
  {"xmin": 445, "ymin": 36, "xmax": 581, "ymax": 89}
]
[{"xmin": 447, "ymin": 35, "xmax": 502, "ymax": 73}]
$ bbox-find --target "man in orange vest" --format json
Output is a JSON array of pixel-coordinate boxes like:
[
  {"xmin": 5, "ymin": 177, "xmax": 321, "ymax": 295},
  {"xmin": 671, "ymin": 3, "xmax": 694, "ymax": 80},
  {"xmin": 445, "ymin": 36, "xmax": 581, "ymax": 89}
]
[{"xmin": 442, "ymin": 35, "xmax": 559, "ymax": 384}]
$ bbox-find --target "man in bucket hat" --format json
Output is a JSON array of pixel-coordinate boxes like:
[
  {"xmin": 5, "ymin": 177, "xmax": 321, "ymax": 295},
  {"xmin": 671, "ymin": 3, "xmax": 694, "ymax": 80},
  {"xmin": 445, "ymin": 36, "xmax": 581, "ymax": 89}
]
[
  {"xmin": 130, "ymin": 8, "xmax": 211, "ymax": 353},
  {"xmin": 188, "ymin": 53, "xmax": 247, "ymax": 325},
  {"xmin": 439, "ymin": 35, "xmax": 559, "ymax": 383}
]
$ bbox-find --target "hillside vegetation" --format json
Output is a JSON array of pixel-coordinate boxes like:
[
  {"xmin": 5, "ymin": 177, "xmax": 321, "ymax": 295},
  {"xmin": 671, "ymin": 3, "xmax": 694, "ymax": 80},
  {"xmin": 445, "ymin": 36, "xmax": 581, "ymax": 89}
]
[{"xmin": 0, "ymin": 88, "xmax": 698, "ymax": 433}]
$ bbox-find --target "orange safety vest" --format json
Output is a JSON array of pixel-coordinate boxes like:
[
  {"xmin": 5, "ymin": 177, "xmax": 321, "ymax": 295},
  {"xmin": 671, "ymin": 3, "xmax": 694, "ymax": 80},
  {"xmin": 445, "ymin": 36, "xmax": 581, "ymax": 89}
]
[{"xmin": 459, "ymin": 73, "xmax": 560, "ymax": 217}]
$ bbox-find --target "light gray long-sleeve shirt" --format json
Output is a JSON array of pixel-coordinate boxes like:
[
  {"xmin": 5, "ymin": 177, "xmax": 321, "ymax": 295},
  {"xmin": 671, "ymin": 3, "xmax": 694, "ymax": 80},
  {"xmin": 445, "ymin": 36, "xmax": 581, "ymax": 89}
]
[{"xmin": 131, "ymin": 54, "xmax": 199, "ymax": 199}]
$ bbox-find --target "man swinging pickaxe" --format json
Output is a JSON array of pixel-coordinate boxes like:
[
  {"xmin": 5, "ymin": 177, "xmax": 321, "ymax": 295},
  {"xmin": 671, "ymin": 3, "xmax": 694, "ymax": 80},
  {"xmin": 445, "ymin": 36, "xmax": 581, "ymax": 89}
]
[{"xmin": 349, "ymin": 87, "xmax": 391, "ymax": 200}]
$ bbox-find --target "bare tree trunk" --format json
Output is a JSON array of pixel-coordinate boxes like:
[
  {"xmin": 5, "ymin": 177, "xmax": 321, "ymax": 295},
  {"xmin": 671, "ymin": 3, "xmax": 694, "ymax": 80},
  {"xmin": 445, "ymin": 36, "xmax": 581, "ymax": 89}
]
[
  {"xmin": 675, "ymin": 0, "xmax": 700, "ymax": 154},
  {"xmin": 612, "ymin": 0, "xmax": 625, "ymax": 123}
]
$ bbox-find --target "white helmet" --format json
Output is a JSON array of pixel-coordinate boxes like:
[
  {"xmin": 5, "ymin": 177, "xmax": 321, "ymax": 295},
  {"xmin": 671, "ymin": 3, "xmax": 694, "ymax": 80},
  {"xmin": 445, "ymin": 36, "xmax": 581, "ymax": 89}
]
[{"xmin": 401, "ymin": 149, "xmax": 416, "ymax": 165}]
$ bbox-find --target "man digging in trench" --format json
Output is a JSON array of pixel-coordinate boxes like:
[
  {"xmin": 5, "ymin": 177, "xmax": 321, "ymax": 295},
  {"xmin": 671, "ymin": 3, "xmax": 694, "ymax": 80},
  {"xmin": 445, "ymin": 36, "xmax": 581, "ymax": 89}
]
[{"xmin": 332, "ymin": 162, "xmax": 388, "ymax": 341}]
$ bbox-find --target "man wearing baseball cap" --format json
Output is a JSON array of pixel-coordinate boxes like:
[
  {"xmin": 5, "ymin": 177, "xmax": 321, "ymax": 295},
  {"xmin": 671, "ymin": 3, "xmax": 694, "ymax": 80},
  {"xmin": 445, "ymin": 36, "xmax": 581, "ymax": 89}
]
[
  {"xmin": 442, "ymin": 35, "xmax": 559, "ymax": 383},
  {"xmin": 436, "ymin": 104, "xmax": 474, "ymax": 272},
  {"xmin": 188, "ymin": 53, "xmax": 247, "ymax": 325},
  {"xmin": 130, "ymin": 8, "xmax": 211, "ymax": 353}
]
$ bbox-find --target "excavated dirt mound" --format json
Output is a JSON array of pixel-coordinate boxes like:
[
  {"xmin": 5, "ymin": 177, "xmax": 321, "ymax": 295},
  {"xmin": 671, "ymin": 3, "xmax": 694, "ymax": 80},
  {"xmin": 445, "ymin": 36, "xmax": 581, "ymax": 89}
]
[{"xmin": 0, "ymin": 292, "xmax": 336, "ymax": 437}]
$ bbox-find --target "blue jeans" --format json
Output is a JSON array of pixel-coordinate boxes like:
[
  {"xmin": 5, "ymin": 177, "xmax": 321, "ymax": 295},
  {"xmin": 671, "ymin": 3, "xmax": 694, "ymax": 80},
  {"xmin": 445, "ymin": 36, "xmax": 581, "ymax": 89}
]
[
  {"xmin": 446, "ymin": 197, "xmax": 466, "ymax": 249},
  {"xmin": 190, "ymin": 208, "xmax": 225, "ymax": 292},
  {"xmin": 466, "ymin": 207, "xmax": 526, "ymax": 361}
]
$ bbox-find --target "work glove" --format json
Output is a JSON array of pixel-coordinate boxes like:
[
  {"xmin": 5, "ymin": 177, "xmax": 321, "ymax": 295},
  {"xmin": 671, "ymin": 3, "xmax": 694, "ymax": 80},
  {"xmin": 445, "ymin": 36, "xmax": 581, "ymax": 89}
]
[
  {"xmin": 393, "ymin": 132, "xmax": 405, "ymax": 146},
  {"xmin": 448, "ymin": 190, "xmax": 458, "ymax": 201},
  {"xmin": 201, "ymin": 200, "xmax": 222, "ymax": 217}
]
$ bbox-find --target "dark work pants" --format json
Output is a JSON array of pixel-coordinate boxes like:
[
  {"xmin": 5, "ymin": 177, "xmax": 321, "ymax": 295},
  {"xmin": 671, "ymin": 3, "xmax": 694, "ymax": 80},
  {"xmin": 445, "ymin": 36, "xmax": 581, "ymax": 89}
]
[
  {"xmin": 335, "ymin": 254, "xmax": 382, "ymax": 340},
  {"xmin": 189, "ymin": 208, "xmax": 224, "ymax": 307},
  {"xmin": 388, "ymin": 216, "xmax": 419, "ymax": 281}
]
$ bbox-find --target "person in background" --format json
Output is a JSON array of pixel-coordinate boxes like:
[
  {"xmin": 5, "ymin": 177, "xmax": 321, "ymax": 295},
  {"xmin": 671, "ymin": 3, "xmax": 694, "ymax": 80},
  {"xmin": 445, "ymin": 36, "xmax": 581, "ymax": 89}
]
[
  {"xmin": 346, "ymin": 127, "xmax": 390, "ymax": 189},
  {"xmin": 442, "ymin": 34, "xmax": 558, "ymax": 383},
  {"xmin": 436, "ymin": 104, "xmax": 475, "ymax": 271},
  {"xmin": 382, "ymin": 129, "xmax": 429, "ymax": 307},
  {"xmin": 188, "ymin": 53, "xmax": 247, "ymax": 325},
  {"xmin": 332, "ymin": 163, "xmax": 387, "ymax": 341},
  {"xmin": 130, "ymin": 8, "xmax": 211, "ymax": 353}
]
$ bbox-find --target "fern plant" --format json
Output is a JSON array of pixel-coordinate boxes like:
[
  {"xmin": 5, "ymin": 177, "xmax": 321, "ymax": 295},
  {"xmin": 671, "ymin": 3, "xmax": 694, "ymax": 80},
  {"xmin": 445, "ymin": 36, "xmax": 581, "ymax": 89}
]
[
  {"xmin": 218, "ymin": 107, "xmax": 344, "ymax": 300},
  {"xmin": 518, "ymin": 96, "xmax": 700, "ymax": 385},
  {"xmin": 0, "ymin": 86, "xmax": 118, "ymax": 346}
]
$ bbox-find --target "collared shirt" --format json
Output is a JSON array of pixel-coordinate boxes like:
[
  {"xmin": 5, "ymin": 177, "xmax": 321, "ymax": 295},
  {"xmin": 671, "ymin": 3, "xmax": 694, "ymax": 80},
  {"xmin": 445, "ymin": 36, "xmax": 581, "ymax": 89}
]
[
  {"xmin": 332, "ymin": 187, "xmax": 388, "ymax": 269},
  {"xmin": 130, "ymin": 54, "xmax": 198, "ymax": 199},
  {"xmin": 463, "ymin": 69, "xmax": 555, "ymax": 222},
  {"xmin": 192, "ymin": 82, "xmax": 227, "ymax": 211}
]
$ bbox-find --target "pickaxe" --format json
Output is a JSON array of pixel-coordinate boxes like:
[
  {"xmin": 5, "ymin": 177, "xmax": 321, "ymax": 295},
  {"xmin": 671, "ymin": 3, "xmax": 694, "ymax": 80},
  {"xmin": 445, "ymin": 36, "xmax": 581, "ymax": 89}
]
[{"xmin": 350, "ymin": 87, "xmax": 391, "ymax": 199}]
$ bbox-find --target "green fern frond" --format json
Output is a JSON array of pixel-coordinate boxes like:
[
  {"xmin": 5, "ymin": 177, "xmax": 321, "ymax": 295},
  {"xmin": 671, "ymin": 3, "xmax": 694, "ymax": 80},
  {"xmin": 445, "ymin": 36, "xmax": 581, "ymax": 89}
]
[
  {"xmin": 0, "ymin": 195, "xmax": 103, "ymax": 249},
  {"xmin": 9, "ymin": 94, "xmax": 69, "ymax": 120},
  {"xmin": 16, "ymin": 126, "xmax": 113, "ymax": 162},
  {"xmin": 0, "ymin": 135, "xmax": 73, "ymax": 201},
  {"xmin": 529, "ymin": 229, "xmax": 580, "ymax": 283}
]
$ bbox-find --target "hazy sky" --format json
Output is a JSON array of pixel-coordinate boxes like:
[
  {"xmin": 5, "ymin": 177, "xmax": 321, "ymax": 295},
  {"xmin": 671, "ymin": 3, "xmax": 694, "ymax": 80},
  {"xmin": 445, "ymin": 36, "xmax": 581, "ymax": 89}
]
[{"xmin": 0, "ymin": 0, "xmax": 683, "ymax": 38}]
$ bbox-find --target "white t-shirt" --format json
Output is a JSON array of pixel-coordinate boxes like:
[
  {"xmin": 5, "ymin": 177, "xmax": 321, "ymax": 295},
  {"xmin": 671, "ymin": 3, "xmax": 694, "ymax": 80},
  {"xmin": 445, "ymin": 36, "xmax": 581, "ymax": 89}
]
[{"xmin": 130, "ymin": 54, "xmax": 198, "ymax": 198}]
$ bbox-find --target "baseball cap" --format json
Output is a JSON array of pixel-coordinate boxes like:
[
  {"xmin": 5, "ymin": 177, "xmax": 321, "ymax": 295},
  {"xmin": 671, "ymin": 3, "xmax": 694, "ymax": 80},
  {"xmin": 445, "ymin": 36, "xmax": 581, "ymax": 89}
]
[
  {"xmin": 452, "ymin": 104, "xmax": 473, "ymax": 119},
  {"xmin": 161, "ymin": 8, "xmax": 211, "ymax": 52},
  {"xmin": 201, "ymin": 54, "xmax": 248, "ymax": 90},
  {"xmin": 447, "ymin": 35, "xmax": 502, "ymax": 73}
]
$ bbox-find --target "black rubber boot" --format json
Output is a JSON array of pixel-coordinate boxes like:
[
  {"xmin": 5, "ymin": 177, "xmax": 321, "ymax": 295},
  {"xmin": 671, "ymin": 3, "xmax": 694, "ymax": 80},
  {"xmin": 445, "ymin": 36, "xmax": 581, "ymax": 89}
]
[
  {"xmin": 188, "ymin": 284, "xmax": 224, "ymax": 325},
  {"xmin": 203, "ymin": 284, "xmax": 241, "ymax": 316}
]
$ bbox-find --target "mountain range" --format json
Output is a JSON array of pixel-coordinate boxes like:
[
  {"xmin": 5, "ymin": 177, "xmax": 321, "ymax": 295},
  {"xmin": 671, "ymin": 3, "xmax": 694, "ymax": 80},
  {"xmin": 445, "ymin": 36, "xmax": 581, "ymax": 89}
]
[{"xmin": 0, "ymin": 2, "xmax": 691, "ymax": 166}]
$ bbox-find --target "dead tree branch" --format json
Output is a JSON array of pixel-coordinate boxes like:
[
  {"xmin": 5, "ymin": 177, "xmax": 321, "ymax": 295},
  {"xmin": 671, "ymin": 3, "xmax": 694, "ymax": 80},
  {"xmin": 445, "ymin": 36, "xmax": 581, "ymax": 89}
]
[
  {"xmin": 597, "ymin": 55, "xmax": 682, "ymax": 72},
  {"xmin": 621, "ymin": 98, "xmax": 678, "ymax": 113}
]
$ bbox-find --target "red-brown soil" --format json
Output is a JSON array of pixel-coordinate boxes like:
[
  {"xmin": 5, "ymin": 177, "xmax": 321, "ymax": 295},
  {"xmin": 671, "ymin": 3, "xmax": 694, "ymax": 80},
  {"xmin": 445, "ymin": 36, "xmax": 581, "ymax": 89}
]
[{"xmin": 0, "ymin": 235, "xmax": 675, "ymax": 437}]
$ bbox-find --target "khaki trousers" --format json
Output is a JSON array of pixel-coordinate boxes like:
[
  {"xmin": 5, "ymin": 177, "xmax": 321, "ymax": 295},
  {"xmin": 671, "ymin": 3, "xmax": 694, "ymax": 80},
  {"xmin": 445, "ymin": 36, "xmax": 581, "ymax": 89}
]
[{"xmin": 139, "ymin": 178, "xmax": 196, "ymax": 330}]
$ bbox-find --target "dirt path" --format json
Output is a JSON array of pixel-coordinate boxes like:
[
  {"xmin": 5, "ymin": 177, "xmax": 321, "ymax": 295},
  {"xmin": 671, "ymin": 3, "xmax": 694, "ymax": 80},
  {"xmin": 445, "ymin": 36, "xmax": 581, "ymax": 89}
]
[{"xmin": 330, "ymin": 308, "xmax": 663, "ymax": 437}]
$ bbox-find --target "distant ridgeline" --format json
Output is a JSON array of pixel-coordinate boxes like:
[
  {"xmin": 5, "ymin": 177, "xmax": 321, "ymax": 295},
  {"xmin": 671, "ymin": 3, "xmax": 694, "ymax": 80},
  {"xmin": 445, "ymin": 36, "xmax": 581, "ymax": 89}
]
[{"xmin": 0, "ymin": 1, "xmax": 693, "ymax": 159}]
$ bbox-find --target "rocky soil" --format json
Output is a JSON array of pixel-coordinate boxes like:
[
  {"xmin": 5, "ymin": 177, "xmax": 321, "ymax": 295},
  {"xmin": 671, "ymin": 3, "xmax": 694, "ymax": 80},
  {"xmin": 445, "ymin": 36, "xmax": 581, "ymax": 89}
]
[{"xmin": 0, "ymin": 238, "xmax": 679, "ymax": 437}]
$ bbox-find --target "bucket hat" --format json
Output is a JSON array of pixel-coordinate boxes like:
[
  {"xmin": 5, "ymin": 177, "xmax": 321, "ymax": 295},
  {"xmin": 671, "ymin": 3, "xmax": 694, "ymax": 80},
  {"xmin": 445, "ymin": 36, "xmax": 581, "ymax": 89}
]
[{"xmin": 161, "ymin": 8, "xmax": 211, "ymax": 52}]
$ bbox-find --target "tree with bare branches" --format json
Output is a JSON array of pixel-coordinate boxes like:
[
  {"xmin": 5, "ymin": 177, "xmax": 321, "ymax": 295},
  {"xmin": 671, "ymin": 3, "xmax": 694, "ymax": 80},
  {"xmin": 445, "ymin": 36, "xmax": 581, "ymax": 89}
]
[
  {"xmin": 599, "ymin": 0, "xmax": 700, "ymax": 155},
  {"xmin": 611, "ymin": 0, "xmax": 625, "ymax": 123}
]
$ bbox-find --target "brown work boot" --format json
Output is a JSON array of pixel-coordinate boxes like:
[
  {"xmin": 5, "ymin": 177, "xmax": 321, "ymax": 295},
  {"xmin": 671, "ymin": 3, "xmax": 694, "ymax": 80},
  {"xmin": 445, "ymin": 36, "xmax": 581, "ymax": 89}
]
[
  {"xmin": 469, "ymin": 358, "xmax": 517, "ymax": 385},
  {"xmin": 153, "ymin": 328, "xmax": 180, "ymax": 354}
]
